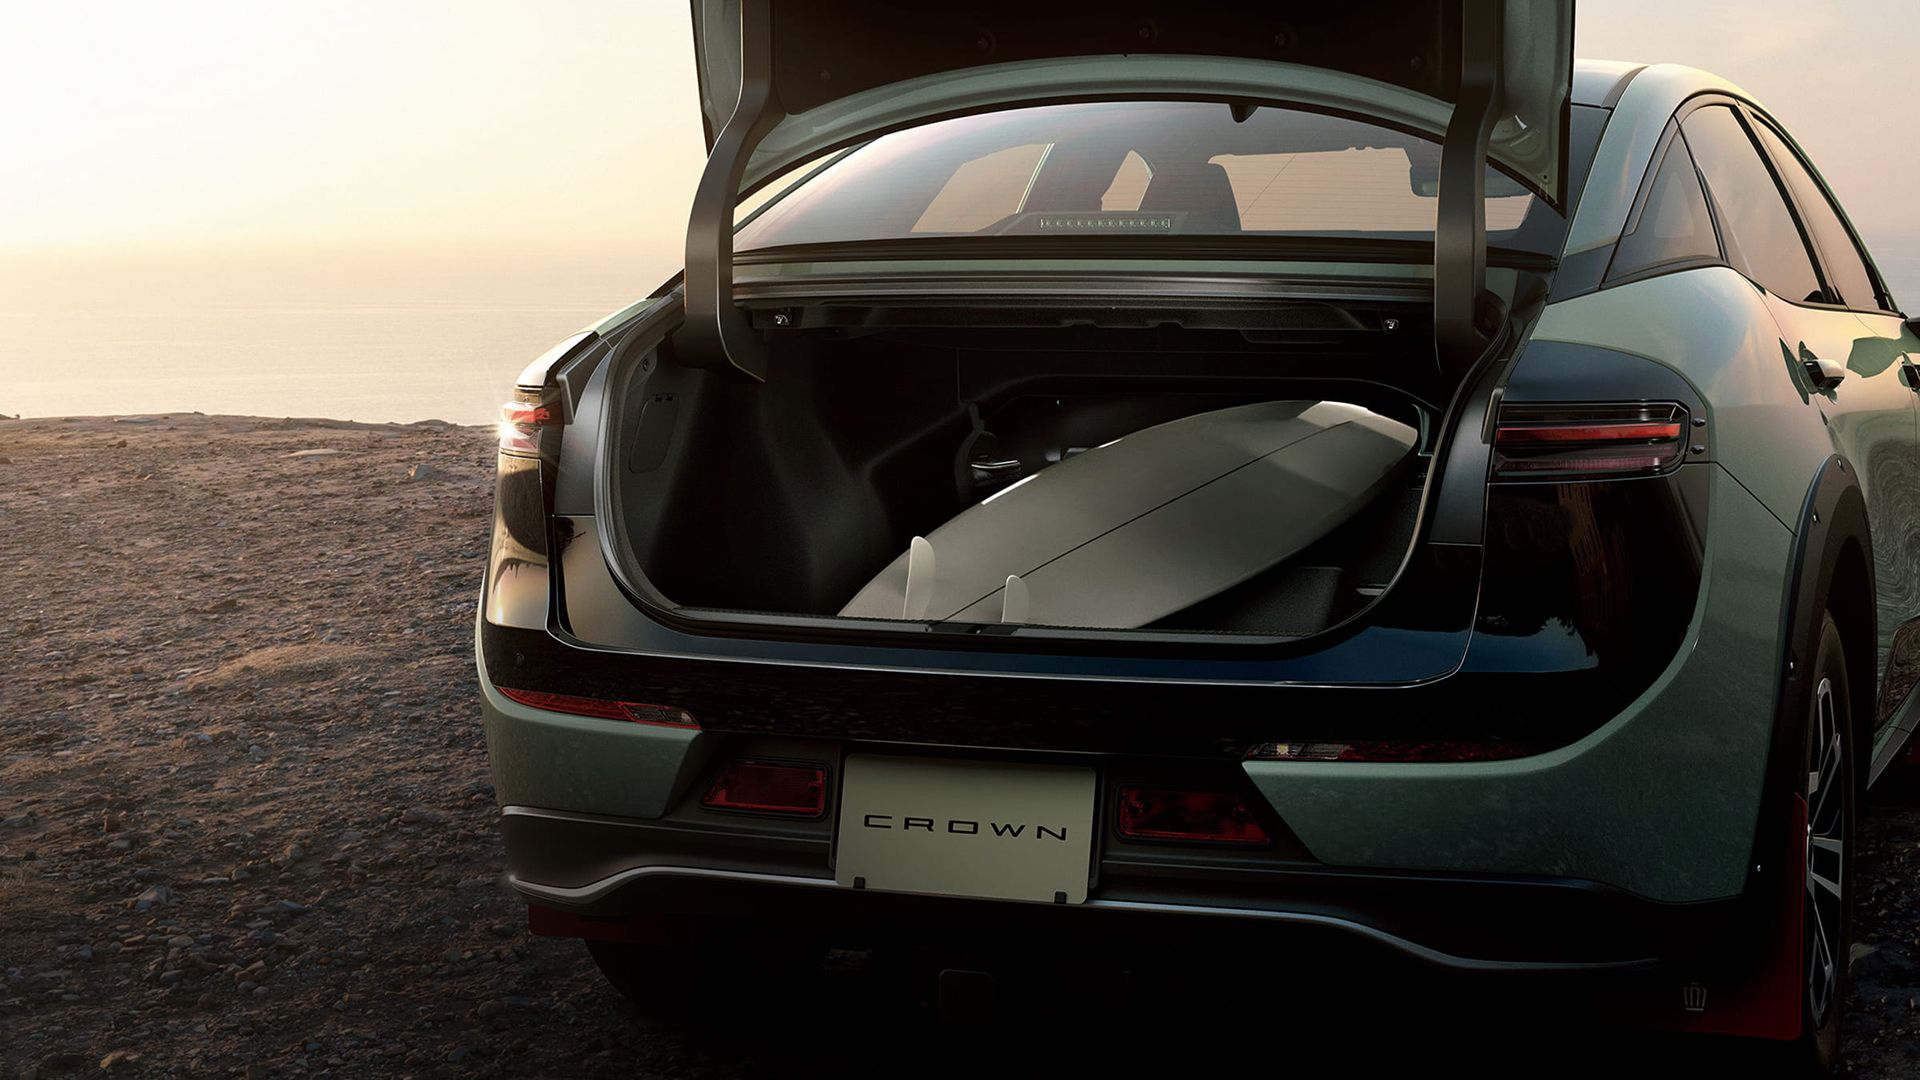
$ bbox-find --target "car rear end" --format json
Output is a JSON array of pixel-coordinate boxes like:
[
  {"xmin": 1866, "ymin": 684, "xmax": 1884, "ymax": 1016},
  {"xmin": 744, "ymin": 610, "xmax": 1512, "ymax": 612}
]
[
  {"xmin": 473, "ymin": 0, "xmax": 1809, "ymax": 1042},
  {"xmin": 476, "ymin": 294, "xmax": 1799, "ymax": 1013}
]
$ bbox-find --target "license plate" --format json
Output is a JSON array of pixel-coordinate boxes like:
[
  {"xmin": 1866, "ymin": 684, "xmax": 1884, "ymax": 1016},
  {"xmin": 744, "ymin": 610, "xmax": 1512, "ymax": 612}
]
[{"xmin": 834, "ymin": 755, "xmax": 1096, "ymax": 904}]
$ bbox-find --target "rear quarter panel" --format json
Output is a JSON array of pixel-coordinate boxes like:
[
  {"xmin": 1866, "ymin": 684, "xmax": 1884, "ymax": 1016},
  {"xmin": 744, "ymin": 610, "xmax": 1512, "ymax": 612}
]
[
  {"xmin": 1246, "ymin": 466, "xmax": 1790, "ymax": 902},
  {"xmin": 1248, "ymin": 266, "xmax": 1836, "ymax": 902}
]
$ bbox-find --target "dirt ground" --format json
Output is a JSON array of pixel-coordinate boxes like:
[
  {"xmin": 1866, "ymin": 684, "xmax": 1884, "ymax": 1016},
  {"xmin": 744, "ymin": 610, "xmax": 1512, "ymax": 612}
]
[{"xmin": 2, "ymin": 413, "xmax": 1918, "ymax": 1077}]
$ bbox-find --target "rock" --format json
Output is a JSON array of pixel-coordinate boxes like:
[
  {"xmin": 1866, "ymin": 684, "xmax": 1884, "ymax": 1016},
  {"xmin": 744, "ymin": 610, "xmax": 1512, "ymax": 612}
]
[
  {"xmin": 1, "ymin": 813, "xmax": 38, "ymax": 829},
  {"xmin": 98, "ymin": 1050, "xmax": 139, "ymax": 1069},
  {"xmin": 166, "ymin": 934, "xmax": 194, "ymax": 949},
  {"xmin": 404, "ymin": 462, "xmax": 441, "ymax": 481},
  {"xmin": 398, "ymin": 807, "xmax": 446, "ymax": 826},
  {"xmin": 131, "ymin": 884, "xmax": 176, "ymax": 911},
  {"xmin": 1851, "ymin": 941, "xmax": 1917, "ymax": 984},
  {"xmin": 157, "ymin": 969, "xmax": 185, "ymax": 985},
  {"xmin": 206, "ymin": 597, "xmax": 240, "ymax": 613},
  {"xmin": 40, "ymin": 1051, "xmax": 88, "ymax": 1072},
  {"xmin": 475, "ymin": 999, "xmax": 505, "ymax": 1020},
  {"xmin": 283, "ymin": 448, "xmax": 344, "ymax": 458},
  {"xmin": 106, "ymin": 838, "xmax": 133, "ymax": 853},
  {"xmin": 273, "ymin": 899, "xmax": 308, "ymax": 915}
]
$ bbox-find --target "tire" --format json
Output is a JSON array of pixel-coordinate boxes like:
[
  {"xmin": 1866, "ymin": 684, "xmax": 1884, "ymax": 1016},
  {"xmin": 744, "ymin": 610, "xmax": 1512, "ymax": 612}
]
[{"xmin": 1783, "ymin": 614, "xmax": 1857, "ymax": 1075}]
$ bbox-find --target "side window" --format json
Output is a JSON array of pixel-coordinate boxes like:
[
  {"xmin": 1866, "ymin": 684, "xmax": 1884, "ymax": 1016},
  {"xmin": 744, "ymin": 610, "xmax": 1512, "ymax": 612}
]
[
  {"xmin": 1681, "ymin": 106, "xmax": 1824, "ymax": 304},
  {"xmin": 1750, "ymin": 121, "xmax": 1885, "ymax": 311},
  {"xmin": 1207, "ymin": 150, "xmax": 1532, "ymax": 232},
  {"xmin": 1100, "ymin": 151, "xmax": 1152, "ymax": 211},
  {"xmin": 1607, "ymin": 130, "xmax": 1721, "ymax": 281},
  {"xmin": 911, "ymin": 143, "xmax": 1051, "ymax": 233}
]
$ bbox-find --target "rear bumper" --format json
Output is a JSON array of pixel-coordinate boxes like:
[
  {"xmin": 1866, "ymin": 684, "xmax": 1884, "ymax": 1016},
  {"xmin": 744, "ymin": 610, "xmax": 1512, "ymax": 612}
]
[{"xmin": 497, "ymin": 803, "xmax": 1735, "ymax": 976}]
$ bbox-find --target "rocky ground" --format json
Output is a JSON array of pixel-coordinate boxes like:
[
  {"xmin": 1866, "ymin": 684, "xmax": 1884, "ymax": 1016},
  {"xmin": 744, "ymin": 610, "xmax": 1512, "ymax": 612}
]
[{"xmin": 0, "ymin": 413, "xmax": 1917, "ymax": 1077}]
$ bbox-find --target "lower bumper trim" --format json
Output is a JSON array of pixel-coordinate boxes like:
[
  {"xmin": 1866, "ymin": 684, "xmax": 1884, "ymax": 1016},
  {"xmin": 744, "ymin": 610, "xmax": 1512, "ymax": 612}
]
[{"xmin": 508, "ymin": 865, "xmax": 1658, "ymax": 976}]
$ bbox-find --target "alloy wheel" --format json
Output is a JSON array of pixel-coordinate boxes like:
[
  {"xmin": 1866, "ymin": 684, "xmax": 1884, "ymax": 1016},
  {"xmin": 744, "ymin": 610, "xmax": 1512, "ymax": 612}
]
[{"xmin": 1806, "ymin": 675, "xmax": 1845, "ymax": 1028}]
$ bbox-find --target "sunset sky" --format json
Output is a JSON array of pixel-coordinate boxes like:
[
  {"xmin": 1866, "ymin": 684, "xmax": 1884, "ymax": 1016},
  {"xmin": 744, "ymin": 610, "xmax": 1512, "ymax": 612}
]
[{"xmin": 1, "ymin": 1, "xmax": 1915, "ymax": 316}]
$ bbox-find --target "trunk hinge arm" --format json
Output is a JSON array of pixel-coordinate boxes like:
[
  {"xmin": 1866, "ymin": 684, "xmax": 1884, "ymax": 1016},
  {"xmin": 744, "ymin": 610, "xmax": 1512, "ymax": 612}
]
[
  {"xmin": 1434, "ymin": 0, "xmax": 1505, "ymax": 377},
  {"xmin": 682, "ymin": 0, "xmax": 781, "ymax": 383}
]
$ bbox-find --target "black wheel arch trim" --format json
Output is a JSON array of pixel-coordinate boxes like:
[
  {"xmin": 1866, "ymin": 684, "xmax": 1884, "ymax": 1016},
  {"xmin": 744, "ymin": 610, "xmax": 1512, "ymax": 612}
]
[{"xmin": 1743, "ymin": 455, "xmax": 1874, "ymax": 919}]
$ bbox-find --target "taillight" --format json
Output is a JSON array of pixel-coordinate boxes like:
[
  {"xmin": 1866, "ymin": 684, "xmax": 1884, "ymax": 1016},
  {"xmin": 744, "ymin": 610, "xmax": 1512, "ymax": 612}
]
[
  {"xmin": 1246, "ymin": 740, "xmax": 1544, "ymax": 763},
  {"xmin": 1114, "ymin": 786, "xmax": 1269, "ymax": 845},
  {"xmin": 702, "ymin": 761, "xmax": 828, "ymax": 816},
  {"xmin": 494, "ymin": 687, "xmax": 699, "ymax": 729},
  {"xmin": 1492, "ymin": 404, "xmax": 1689, "ymax": 479},
  {"xmin": 498, "ymin": 400, "xmax": 556, "ymax": 455}
]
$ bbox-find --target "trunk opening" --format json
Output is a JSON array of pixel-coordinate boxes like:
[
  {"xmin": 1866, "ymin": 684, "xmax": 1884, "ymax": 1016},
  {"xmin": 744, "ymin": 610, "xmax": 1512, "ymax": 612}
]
[{"xmin": 603, "ymin": 300, "xmax": 1476, "ymax": 643}]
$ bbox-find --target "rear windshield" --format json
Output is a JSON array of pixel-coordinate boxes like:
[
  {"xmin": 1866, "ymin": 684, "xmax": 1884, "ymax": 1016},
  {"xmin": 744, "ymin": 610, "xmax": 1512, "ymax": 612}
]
[{"xmin": 737, "ymin": 101, "xmax": 1600, "ymax": 257}]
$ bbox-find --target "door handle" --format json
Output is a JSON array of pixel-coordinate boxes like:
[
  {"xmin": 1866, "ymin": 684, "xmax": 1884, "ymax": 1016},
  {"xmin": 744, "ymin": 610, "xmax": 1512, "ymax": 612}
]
[
  {"xmin": 1802, "ymin": 356, "xmax": 1848, "ymax": 391},
  {"xmin": 1902, "ymin": 359, "xmax": 1920, "ymax": 392}
]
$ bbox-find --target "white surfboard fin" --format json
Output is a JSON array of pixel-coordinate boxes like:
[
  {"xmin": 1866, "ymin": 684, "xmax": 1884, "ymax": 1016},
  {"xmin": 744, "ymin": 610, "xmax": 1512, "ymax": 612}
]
[
  {"xmin": 1000, "ymin": 574, "xmax": 1029, "ymax": 624},
  {"xmin": 902, "ymin": 536, "xmax": 935, "ymax": 620}
]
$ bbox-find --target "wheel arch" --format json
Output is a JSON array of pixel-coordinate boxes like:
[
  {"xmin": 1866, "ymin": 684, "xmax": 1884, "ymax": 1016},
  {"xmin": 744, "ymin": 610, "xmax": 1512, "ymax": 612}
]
[
  {"xmin": 1763, "ymin": 455, "xmax": 1876, "ymax": 854},
  {"xmin": 1717, "ymin": 455, "xmax": 1874, "ymax": 1010}
]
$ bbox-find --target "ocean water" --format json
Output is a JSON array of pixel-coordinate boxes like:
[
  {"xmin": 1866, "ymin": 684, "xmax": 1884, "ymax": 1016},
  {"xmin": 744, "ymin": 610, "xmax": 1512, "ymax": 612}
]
[
  {"xmin": 0, "ymin": 252, "xmax": 657, "ymax": 426},
  {"xmin": 1, "ymin": 299, "xmax": 630, "ymax": 427}
]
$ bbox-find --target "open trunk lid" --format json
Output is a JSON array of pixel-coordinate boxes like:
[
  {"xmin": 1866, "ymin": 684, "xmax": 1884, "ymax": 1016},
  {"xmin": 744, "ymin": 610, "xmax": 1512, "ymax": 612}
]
[
  {"xmin": 682, "ymin": 1, "xmax": 1573, "ymax": 382},
  {"xmin": 689, "ymin": 0, "xmax": 1574, "ymax": 205}
]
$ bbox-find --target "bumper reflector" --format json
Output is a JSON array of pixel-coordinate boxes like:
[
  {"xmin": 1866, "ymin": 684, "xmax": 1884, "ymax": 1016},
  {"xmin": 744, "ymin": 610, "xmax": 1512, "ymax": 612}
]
[
  {"xmin": 1115, "ymin": 785, "xmax": 1268, "ymax": 845},
  {"xmin": 495, "ymin": 687, "xmax": 699, "ymax": 729},
  {"xmin": 702, "ymin": 761, "xmax": 827, "ymax": 817}
]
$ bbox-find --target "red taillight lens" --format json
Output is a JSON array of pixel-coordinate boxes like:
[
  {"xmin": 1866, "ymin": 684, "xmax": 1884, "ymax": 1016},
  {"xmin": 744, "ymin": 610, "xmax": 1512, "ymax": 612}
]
[
  {"xmin": 498, "ymin": 400, "xmax": 555, "ymax": 455},
  {"xmin": 495, "ymin": 687, "xmax": 699, "ymax": 729},
  {"xmin": 1246, "ymin": 740, "xmax": 1545, "ymax": 763},
  {"xmin": 702, "ymin": 761, "xmax": 828, "ymax": 816},
  {"xmin": 1492, "ymin": 404, "xmax": 1688, "ymax": 479},
  {"xmin": 1115, "ymin": 786, "xmax": 1269, "ymax": 845}
]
